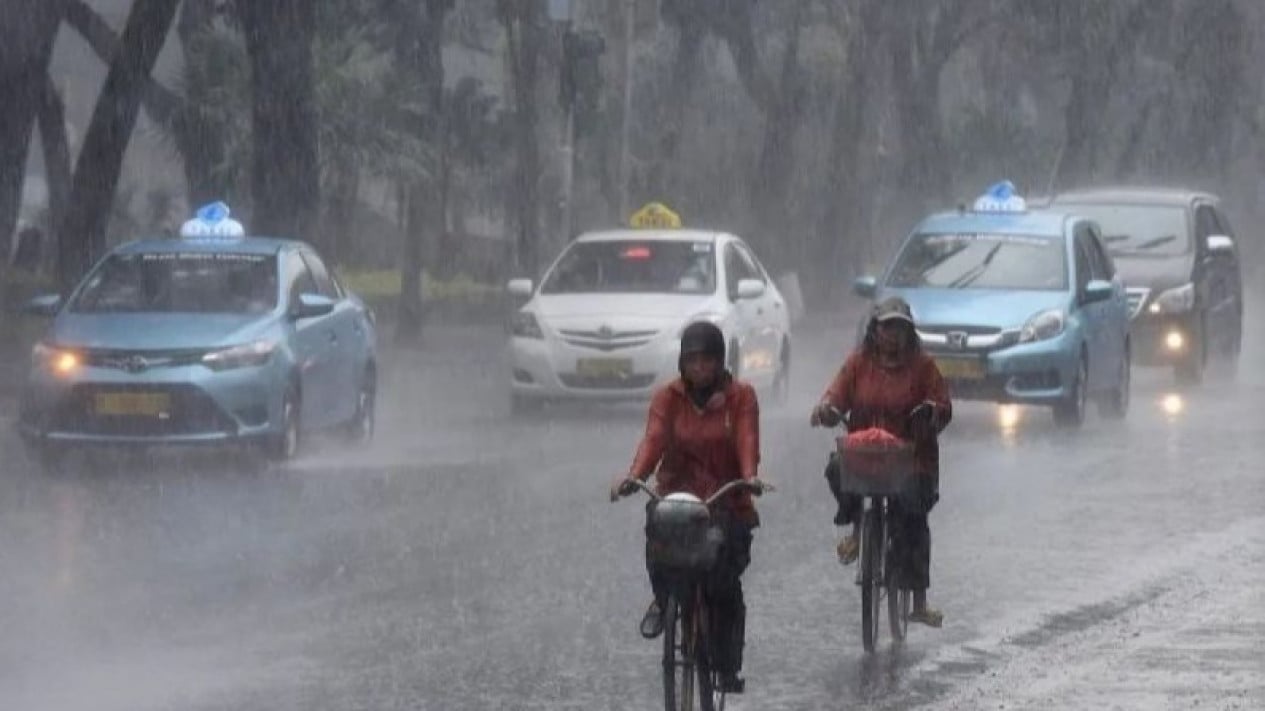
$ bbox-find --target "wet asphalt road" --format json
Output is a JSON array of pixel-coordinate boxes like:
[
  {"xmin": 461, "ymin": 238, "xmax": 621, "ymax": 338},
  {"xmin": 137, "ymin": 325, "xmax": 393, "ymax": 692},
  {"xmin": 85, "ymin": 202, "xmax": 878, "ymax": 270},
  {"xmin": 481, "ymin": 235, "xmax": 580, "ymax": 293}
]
[{"xmin": 1, "ymin": 307, "xmax": 1263, "ymax": 711}]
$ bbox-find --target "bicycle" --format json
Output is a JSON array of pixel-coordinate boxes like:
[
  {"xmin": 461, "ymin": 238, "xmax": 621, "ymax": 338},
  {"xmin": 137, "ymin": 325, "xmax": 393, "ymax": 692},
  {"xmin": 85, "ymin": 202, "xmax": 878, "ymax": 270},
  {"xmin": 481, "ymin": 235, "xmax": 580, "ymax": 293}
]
[
  {"xmin": 615, "ymin": 477, "xmax": 771, "ymax": 711},
  {"xmin": 826, "ymin": 405, "xmax": 926, "ymax": 652}
]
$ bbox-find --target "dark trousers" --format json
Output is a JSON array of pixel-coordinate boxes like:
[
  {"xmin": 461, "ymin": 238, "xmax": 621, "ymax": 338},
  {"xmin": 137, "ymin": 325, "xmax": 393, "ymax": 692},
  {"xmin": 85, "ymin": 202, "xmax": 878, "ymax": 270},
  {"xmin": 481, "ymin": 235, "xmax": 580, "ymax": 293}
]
[
  {"xmin": 824, "ymin": 454, "xmax": 934, "ymax": 591},
  {"xmin": 647, "ymin": 519, "xmax": 754, "ymax": 675}
]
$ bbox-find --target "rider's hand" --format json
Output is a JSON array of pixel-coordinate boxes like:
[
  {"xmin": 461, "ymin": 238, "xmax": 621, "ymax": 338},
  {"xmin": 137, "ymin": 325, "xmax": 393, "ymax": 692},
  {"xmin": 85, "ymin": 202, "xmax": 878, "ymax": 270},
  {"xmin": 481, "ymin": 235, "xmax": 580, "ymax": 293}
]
[
  {"xmin": 909, "ymin": 401, "xmax": 938, "ymax": 440},
  {"xmin": 810, "ymin": 402, "xmax": 841, "ymax": 428},
  {"xmin": 609, "ymin": 475, "xmax": 639, "ymax": 502},
  {"xmin": 748, "ymin": 478, "xmax": 774, "ymax": 496}
]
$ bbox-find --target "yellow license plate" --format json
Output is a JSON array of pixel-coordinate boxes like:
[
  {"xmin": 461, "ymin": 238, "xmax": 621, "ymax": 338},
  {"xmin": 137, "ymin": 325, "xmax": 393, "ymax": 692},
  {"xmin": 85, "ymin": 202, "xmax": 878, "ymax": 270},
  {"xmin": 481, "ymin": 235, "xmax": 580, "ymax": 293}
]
[
  {"xmin": 934, "ymin": 357, "xmax": 985, "ymax": 381},
  {"xmin": 94, "ymin": 392, "xmax": 171, "ymax": 416},
  {"xmin": 575, "ymin": 358, "xmax": 632, "ymax": 378}
]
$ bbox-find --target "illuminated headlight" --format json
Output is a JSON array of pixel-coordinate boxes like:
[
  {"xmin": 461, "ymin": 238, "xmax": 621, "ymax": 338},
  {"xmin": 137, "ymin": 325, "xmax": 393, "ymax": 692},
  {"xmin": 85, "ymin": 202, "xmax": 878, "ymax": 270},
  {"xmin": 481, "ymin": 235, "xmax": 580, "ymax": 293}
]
[
  {"xmin": 1165, "ymin": 331, "xmax": 1185, "ymax": 351},
  {"xmin": 202, "ymin": 340, "xmax": 276, "ymax": 370},
  {"xmin": 32, "ymin": 342, "xmax": 81, "ymax": 375},
  {"xmin": 1019, "ymin": 309, "xmax": 1065, "ymax": 343},
  {"xmin": 511, "ymin": 311, "xmax": 544, "ymax": 339},
  {"xmin": 1148, "ymin": 283, "xmax": 1195, "ymax": 315}
]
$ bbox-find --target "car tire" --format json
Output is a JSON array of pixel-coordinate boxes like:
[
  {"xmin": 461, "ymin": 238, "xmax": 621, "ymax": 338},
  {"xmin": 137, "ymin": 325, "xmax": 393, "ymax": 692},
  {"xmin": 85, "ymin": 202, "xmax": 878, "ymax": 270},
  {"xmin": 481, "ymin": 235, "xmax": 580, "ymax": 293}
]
[
  {"xmin": 267, "ymin": 388, "xmax": 301, "ymax": 462},
  {"xmin": 1174, "ymin": 316, "xmax": 1207, "ymax": 386},
  {"xmin": 343, "ymin": 368, "xmax": 376, "ymax": 445},
  {"xmin": 771, "ymin": 341, "xmax": 790, "ymax": 407},
  {"xmin": 1097, "ymin": 344, "xmax": 1130, "ymax": 420},
  {"xmin": 1053, "ymin": 355, "xmax": 1088, "ymax": 428},
  {"xmin": 510, "ymin": 393, "xmax": 543, "ymax": 416}
]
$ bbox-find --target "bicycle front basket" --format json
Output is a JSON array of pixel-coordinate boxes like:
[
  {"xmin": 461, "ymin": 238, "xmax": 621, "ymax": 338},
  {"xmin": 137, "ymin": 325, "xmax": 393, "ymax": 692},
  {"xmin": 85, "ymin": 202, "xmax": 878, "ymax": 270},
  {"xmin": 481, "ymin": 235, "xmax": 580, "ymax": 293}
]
[
  {"xmin": 837, "ymin": 437, "xmax": 918, "ymax": 495},
  {"xmin": 646, "ymin": 493, "xmax": 722, "ymax": 570}
]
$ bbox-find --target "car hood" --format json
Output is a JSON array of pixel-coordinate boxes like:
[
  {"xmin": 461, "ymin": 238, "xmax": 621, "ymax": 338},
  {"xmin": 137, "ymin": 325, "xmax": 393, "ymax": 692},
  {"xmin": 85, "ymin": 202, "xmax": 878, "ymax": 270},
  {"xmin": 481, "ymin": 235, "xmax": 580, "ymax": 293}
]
[
  {"xmin": 1110, "ymin": 253, "xmax": 1194, "ymax": 292},
  {"xmin": 531, "ymin": 293, "xmax": 714, "ymax": 328},
  {"xmin": 50, "ymin": 312, "xmax": 276, "ymax": 350},
  {"xmin": 881, "ymin": 287, "xmax": 1071, "ymax": 331}
]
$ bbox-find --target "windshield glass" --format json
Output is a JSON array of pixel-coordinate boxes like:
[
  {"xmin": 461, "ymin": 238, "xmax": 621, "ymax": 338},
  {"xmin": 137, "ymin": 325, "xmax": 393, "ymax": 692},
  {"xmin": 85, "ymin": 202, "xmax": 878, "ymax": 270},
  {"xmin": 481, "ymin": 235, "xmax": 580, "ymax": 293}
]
[
  {"xmin": 1057, "ymin": 203, "xmax": 1189, "ymax": 257},
  {"xmin": 540, "ymin": 240, "xmax": 716, "ymax": 295},
  {"xmin": 71, "ymin": 252, "xmax": 279, "ymax": 314},
  {"xmin": 887, "ymin": 232, "xmax": 1068, "ymax": 291}
]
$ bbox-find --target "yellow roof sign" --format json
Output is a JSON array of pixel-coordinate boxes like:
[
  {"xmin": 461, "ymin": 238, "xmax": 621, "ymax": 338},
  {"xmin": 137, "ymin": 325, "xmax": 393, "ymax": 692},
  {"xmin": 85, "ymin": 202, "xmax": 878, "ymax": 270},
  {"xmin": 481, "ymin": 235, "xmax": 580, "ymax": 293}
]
[{"xmin": 628, "ymin": 202, "xmax": 682, "ymax": 229}]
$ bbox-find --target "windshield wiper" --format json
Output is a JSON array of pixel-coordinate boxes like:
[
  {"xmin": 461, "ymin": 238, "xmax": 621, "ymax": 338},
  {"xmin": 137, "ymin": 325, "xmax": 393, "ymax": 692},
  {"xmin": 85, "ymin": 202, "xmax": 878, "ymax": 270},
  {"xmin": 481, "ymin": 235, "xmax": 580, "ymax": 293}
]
[
  {"xmin": 1103, "ymin": 234, "xmax": 1130, "ymax": 243},
  {"xmin": 1132, "ymin": 234, "xmax": 1177, "ymax": 250},
  {"xmin": 945, "ymin": 242, "xmax": 1003, "ymax": 288}
]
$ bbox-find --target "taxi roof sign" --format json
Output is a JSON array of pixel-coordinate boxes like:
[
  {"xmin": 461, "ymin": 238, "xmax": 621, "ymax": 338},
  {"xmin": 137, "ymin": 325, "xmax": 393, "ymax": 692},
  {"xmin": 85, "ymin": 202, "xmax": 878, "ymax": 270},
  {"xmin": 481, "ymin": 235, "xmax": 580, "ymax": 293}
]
[
  {"xmin": 972, "ymin": 180, "xmax": 1027, "ymax": 214},
  {"xmin": 629, "ymin": 202, "xmax": 682, "ymax": 229},
  {"xmin": 180, "ymin": 201, "xmax": 246, "ymax": 240}
]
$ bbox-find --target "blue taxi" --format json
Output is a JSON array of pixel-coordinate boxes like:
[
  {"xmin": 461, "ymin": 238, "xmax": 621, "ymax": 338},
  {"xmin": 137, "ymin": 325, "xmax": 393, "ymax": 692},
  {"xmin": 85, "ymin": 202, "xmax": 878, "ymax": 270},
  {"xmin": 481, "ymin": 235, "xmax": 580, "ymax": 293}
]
[
  {"xmin": 17, "ymin": 203, "xmax": 377, "ymax": 467},
  {"xmin": 853, "ymin": 182, "xmax": 1132, "ymax": 427}
]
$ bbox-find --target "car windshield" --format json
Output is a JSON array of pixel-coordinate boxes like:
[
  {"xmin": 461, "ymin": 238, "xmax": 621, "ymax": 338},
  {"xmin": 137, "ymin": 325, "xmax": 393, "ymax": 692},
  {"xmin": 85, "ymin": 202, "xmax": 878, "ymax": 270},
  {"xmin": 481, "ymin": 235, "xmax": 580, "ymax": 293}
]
[
  {"xmin": 540, "ymin": 240, "xmax": 716, "ymax": 295},
  {"xmin": 887, "ymin": 232, "xmax": 1068, "ymax": 291},
  {"xmin": 1057, "ymin": 203, "xmax": 1190, "ymax": 257},
  {"xmin": 71, "ymin": 252, "xmax": 279, "ymax": 314}
]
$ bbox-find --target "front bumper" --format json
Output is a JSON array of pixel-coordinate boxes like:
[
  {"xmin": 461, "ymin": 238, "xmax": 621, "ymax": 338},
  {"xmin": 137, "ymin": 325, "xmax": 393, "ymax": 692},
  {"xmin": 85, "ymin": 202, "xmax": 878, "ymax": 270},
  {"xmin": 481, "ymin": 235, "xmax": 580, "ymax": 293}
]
[
  {"xmin": 1129, "ymin": 312, "xmax": 1199, "ymax": 367},
  {"xmin": 509, "ymin": 334, "xmax": 680, "ymax": 401},
  {"xmin": 927, "ymin": 332, "xmax": 1078, "ymax": 406},
  {"xmin": 17, "ymin": 360, "xmax": 287, "ymax": 447}
]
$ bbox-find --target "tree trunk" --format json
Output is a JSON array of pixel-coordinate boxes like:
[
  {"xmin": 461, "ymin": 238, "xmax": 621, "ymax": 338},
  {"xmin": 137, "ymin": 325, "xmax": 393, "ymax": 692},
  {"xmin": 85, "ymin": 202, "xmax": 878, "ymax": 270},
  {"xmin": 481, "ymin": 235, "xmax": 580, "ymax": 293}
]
[
  {"xmin": 0, "ymin": 0, "xmax": 62, "ymax": 263},
  {"xmin": 57, "ymin": 0, "xmax": 181, "ymax": 290},
  {"xmin": 38, "ymin": 77, "xmax": 72, "ymax": 253},
  {"xmin": 237, "ymin": 0, "xmax": 320, "ymax": 242},
  {"xmin": 500, "ymin": 0, "xmax": 545, "ymax": 279},
  {"xmin": 812, "ymin": 0, "xmax": 886, "ymax": 308}
]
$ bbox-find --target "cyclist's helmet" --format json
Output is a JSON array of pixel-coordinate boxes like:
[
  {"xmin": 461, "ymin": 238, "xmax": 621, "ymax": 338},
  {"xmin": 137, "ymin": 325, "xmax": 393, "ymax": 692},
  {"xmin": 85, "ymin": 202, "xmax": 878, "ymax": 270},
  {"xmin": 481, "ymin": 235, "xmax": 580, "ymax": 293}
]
[{"xmin": 679, "ymin": 321, "xmax": 726, "ymax": 375}]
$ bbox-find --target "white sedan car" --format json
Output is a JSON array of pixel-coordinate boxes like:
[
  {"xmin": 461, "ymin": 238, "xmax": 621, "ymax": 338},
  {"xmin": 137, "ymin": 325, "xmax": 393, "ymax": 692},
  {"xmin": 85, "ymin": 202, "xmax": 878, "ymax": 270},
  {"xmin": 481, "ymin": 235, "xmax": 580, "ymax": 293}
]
[{"xmin": 506, "ymin": 229, "xmax": 791, "ymax": 411}]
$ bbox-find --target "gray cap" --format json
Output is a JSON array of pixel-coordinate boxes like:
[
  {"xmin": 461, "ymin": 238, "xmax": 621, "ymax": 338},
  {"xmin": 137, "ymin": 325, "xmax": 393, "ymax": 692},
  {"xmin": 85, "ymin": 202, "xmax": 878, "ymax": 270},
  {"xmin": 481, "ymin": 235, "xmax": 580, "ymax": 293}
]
[{"xmin": 872, "ymin": 296, "xmax": 914, "ymax": 325}]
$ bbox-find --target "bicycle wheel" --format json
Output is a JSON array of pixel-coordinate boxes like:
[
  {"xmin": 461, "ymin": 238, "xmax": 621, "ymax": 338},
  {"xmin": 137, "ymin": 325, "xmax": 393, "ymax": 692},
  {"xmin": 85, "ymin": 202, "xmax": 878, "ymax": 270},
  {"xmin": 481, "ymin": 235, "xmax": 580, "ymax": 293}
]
[
  {"xmin": 694, "ymin": 590, "xmax": 719, "ymax": 711},
  {"xmin": 663, "ymin": 595, "xmax": 682, "ymax": 711},
  {"xmin": 860, "ymin": 508, "xmax": 883, "ymax": 653},
  {"xmin": 887, "ymin": 582, "xmax": 910, "ymax": 642}
]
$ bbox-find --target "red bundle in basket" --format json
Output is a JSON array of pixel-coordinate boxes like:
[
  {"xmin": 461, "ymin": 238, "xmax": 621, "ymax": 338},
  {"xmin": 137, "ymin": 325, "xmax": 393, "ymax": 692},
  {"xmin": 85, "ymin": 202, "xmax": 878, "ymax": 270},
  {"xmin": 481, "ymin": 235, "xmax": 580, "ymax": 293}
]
[{"xmin": 837, "ymin": 427, "xmax": 915, "ymax": 480}]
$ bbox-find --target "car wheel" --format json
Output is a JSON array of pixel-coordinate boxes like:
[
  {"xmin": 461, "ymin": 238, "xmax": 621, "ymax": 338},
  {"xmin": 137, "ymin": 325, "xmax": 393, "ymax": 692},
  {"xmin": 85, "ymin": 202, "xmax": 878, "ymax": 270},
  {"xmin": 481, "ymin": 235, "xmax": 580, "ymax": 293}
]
[
  {"xmin": 510, "ymin": 393, "xmax": 544, "ymax": 416},
  {"xmin": 771, "ymin": 341, "xmax": 790, "ymax": 406},
  {"xmin": 1097, "ymin": 344, "xmax": 1130, "ymax": 420},
  {"xmin": 343, "ymin": 368, "xmax": 376, "ymax": 445},
  {"xmin": 1174, "ymin": 315, "xmax": 1207, "ymax": 385},
  {"xmin": 268, "ymin": 388, "xmax": 301, "ymax": 462},
  {"xmin": 1054, "ymin": 355, "xmax": 1088, "ymax": 428}
]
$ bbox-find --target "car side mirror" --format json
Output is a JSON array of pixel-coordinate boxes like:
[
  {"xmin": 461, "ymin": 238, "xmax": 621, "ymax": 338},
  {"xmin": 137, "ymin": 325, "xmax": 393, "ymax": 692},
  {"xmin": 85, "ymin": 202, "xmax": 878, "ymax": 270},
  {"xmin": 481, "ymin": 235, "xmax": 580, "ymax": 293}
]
[
  {"xmin": 23, "ymin": 293, "xmax": 62, "ymax": 317},
  {"xmin": 506, "ymin": 278, "xmax": 534, "ymax": 297},
  {"xmin": 735, "ymin": 279, "xmax": 765, "ymax": 300},
  {"xmin": 1206, "ymin": 234, "xmax": 1235, "ymax": 254},
  {"xmin": 852, "ymin": 275, "xmax": 878, "ymax": 299},
  {"xmin": 291, "ymin": 292, "xmax": 335, "ymax": 320},
  {"xmin": 1082, "ymin": 279, "xmax": 1114, "ymax": 305}
]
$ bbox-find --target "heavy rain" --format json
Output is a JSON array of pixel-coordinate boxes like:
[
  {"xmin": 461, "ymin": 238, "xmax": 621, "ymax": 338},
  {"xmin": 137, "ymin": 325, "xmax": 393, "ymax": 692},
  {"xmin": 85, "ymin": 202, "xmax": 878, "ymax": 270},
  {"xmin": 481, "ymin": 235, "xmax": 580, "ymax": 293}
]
[{"xmin": 1, "ymin": 1, "xmax": 1263, "ymax": 710}]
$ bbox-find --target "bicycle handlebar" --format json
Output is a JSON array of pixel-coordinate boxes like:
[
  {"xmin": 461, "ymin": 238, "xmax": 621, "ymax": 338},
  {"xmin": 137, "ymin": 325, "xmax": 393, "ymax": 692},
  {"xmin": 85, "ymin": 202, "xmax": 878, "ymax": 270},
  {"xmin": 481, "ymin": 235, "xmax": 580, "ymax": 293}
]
[{"xmin": 615, "ymin": 477, "xmax": 773, "ymax": 506}]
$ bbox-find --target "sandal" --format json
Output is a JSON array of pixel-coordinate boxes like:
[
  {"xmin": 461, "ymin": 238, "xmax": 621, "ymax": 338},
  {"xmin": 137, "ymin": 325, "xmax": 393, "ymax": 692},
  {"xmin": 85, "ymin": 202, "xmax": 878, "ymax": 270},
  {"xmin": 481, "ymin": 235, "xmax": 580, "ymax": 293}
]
[
  {"xmin": 908, "ymin": 607, "xmax": 944, "ymax": 628},
  {"xmin": 835, "ymin": 535, "xmax": 859, "ymax": 565}
]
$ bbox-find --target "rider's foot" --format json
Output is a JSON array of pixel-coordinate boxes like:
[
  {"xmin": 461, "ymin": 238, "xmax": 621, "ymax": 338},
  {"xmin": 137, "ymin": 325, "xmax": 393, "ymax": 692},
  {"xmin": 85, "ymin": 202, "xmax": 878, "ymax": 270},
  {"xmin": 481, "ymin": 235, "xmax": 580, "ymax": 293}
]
[
  {"xmin": 836, "ymin": 534, "xmax": 859, "ymax": 565},
  {"xmin": 908, "ymin": 607, "xmax": 944, "ymax": 628},
  {"xmin": 639, "ymin": 600, "xmax": 664, "ymax": 639},
  {"xmin": 718, "ymin": 672, "xmax": 745, "ymax": 694}
]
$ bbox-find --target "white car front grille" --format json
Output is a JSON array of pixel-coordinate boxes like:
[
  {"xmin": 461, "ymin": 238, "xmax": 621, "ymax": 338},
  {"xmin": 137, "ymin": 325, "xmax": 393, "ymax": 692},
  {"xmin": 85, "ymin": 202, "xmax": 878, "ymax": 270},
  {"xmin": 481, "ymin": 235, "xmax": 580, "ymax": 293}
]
[{"xmin": 558, "ymin": 328, "xmax": 659, "ymax": 352}]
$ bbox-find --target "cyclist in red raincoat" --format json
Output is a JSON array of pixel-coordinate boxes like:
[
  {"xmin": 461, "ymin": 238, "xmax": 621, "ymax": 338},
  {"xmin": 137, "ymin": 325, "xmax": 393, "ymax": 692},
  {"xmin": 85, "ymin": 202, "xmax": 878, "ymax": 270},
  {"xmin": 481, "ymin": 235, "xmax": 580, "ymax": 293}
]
[{"xmin": 811, "ymin": 297, "xmax": 951, "ymax": 627}]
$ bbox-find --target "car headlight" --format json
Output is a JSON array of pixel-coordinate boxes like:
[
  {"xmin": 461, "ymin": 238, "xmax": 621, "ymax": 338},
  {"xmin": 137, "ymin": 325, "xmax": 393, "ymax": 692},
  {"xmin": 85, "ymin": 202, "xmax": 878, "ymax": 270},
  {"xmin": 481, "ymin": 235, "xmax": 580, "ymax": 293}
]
[
  {"xmin": 511, "ymin": 311, "xmax": 544, "ymax": 339},
  {"xmin": 1148, "ymin": 283, "xmax": 1195, "ymax": 315},
  {"xmin": 202, "ymin": 340, "xmax": 276, "ymax": 371},
  {"xmin": 1019, "ymin": 309, "xmax": 1066, "ymax": 343},
  {"xmin": 32, "ymin": 342, "xmax": 81, "ymax": 376}
]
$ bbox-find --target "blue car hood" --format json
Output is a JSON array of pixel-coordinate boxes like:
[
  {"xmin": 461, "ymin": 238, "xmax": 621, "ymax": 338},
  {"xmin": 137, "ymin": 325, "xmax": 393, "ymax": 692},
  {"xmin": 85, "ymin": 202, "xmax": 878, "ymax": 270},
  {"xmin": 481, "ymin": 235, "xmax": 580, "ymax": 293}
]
[
  {"xmin": 50, "ymin": 312, "xmax": 276, "ymax": 350},
  {"xmin": 880, "ymin": 288, "xmax": 1071, "ymax": 331}
]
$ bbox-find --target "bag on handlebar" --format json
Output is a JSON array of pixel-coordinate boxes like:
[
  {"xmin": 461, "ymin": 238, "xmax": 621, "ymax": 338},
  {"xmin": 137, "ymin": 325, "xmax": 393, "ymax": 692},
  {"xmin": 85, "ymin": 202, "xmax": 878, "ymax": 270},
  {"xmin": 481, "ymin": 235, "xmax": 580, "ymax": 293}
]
[
  {"xmin": 645, "ymin": 494, "xmax": 724, "ymax": 571},
  {"xmin": 836, "ymin": 427, "xmax": 917, "ymax": 496}
]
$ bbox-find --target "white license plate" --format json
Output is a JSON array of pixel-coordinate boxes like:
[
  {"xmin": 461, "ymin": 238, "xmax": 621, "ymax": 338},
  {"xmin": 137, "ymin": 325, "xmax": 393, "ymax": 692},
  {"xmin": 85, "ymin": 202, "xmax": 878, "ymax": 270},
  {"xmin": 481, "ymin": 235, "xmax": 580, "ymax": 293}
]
[
  {"xmin": 575, "ymin": 358, "xmax": 632, "ymax": 378},
  {"xmin": 934, "ymin": 357, "xmax": 985, "ymax": 381}
]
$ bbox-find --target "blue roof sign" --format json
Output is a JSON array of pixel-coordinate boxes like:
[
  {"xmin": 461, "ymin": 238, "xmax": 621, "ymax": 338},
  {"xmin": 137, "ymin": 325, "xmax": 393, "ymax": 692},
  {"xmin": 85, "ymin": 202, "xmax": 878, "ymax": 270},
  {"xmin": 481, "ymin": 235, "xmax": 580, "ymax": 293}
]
[
  {"xmin": 972, "ymin": 180, "xmax": 1027, "ymax": 214},
  {"xmin": 180, "ymin": 201, "xmax": 245, "ymax": 240}
]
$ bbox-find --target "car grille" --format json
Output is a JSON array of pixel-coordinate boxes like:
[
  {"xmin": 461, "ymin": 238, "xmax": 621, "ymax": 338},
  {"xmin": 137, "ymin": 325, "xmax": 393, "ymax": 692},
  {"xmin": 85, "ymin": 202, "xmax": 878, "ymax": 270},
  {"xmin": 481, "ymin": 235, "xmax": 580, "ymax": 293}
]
[
  {"xmin": 919, "ymin": 325, "xmax": 1018, "ymax": 352},
  {"xmin": 558, "ymin": 328, "xmax": 659, "ymax": 352},
  {"xmin": 52, "ymin": 383, "xmax": 237, "ymax": 437},
  {"xmin": 1125, "ymin": 288, "xmax": 1150, "ymax": 320},
  {"xmin": 558, "ymin": 373, "xmax": 657, "ymax": 390},
  {"xmin": 81, "ymin": 348, "xmax": 207, "ymax": 372}
]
